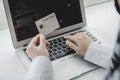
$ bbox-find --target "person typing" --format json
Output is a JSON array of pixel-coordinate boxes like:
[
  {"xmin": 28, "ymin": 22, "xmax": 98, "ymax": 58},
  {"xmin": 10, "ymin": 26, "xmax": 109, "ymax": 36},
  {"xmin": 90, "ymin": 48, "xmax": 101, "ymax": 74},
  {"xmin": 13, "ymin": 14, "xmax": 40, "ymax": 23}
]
[{"xmin": 25, "ymin": 0, "xmax": 120, "ymax": 80}]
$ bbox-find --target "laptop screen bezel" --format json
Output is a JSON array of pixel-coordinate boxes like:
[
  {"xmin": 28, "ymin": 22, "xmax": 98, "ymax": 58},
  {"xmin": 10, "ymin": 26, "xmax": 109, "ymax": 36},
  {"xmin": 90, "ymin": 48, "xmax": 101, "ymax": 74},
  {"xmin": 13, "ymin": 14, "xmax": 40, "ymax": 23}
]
[{"xmin": 3, "ymin": 0, "xmax": 86, "ymax": 48}]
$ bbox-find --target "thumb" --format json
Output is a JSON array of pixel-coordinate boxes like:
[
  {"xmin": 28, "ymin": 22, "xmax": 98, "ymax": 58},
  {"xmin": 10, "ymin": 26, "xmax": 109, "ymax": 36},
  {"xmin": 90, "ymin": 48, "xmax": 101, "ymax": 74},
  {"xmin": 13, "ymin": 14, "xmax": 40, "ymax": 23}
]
[{"xmin": 39, "ymin": 34, "xmax": 46, "ymax": 47}]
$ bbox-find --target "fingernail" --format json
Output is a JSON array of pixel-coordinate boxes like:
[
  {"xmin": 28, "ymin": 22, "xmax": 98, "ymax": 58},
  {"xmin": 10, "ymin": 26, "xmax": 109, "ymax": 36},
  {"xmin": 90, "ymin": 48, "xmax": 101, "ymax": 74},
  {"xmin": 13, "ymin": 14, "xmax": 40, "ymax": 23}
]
[{"xmin": 66, "ymin": 40, "xmax": 69, "ymax": 44}]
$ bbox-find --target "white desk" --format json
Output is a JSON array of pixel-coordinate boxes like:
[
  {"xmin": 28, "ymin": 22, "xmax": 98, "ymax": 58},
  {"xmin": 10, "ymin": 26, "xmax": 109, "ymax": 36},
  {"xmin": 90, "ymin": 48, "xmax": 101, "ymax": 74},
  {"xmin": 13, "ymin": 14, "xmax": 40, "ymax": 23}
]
[{"xmin": 0, "ymin": 1, "xmax": 119, "ymax": 80}]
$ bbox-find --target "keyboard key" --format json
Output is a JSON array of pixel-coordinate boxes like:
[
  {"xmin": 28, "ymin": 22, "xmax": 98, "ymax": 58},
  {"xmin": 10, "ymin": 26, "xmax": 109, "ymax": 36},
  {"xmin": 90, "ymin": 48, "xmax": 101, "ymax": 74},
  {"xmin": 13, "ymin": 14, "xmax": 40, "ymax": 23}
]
[
  {"xmin": 53, "ymin": 44, "xmax": 57, "ymax": 47},
  {"xmin": 57, "ymin": 50, "xmax": 62, "ymax": 54},
  {"xmin": 52, "ymin": 52, "xmax": 57, "ymax": 56},
  {"xmin": 54, "ymin": 55, "xmax": 61, "ymax": 59},
  {"xmin": 50, "ymin": 57, "xmax": 55, "ymax": 61},
  {"xmin": 52, "ymin": 48, "xmax": 57, "ymax": 52},
  {"xmin": 62, "ymin": 49, "xmax": 67, "ymax": 52},
  {"xmin": 49, "ymin": 46, "xmax": 53, "ymax": 49},
  {"xmin": 53, "ymin": 40, "xmax": 58, "ymax": 44},
  {"xmin": 57, "ymin": 38, "xmax": 62, "ymax": 42},
  {"xmin": 57, "ymin": 47, "xmax": 61, "ymax": 50},
  {"xmin": 61, "ymin": 37, "xmax": 66, "ymax": 41},
  {"xmin": 61, "ymin": 45, "xmax": 66, "ymax": 48},
  {"xmin": 58, "ymin": 43, "xmax": 62, "ymax": 46}
]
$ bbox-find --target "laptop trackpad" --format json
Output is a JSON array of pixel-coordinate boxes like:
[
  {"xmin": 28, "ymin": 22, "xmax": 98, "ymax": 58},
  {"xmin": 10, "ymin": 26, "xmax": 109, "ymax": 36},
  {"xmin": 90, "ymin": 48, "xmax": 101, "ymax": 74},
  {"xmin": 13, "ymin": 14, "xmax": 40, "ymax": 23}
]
[{"xmin": 52, "ymin": 55, "xmax": 97, "ymax": 80}]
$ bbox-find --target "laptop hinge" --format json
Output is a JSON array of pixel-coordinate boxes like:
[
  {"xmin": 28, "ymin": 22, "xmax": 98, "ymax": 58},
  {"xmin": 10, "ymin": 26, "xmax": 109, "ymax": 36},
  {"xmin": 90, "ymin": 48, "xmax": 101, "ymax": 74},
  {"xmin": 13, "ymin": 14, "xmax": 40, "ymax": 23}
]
[{"xmin": 46, "ymin": 27, "xmax": 84, "ymax": 39}]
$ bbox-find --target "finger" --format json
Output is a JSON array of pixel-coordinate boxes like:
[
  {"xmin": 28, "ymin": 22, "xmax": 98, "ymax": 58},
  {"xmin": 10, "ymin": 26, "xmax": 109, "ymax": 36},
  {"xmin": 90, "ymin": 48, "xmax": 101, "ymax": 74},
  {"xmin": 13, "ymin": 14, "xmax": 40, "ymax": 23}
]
[
  {"xmin": 66, "ymin": 40, "xmax": 79, "ymax": 52},
  {"xmin": 29, "ymin": 34, "xmax": 40, "ymax": 46},
  {"xmin": 75, "ymin": 32, "xmax": 91, "ymax": 40},
  {"xmin": 75, "ymin": 33, "xmax": 88, "ymax": 41},
  {"xmin": 46, "ymin": 41, "xmax": 50, "ymax": 47},
  {"xmin": 39, "ymin": 34, "xmax": 46, "ymax": 47},
  {"xmin": 64, "ymin": 35, "xmax": 77, "ymax": 42},
  {"xmin": 75, "ymin": 32, "xmax": 84, "ymax": 37},
  {"xmin": 76, "ymin": 32, "xmax": 89, "ymax": 37}
]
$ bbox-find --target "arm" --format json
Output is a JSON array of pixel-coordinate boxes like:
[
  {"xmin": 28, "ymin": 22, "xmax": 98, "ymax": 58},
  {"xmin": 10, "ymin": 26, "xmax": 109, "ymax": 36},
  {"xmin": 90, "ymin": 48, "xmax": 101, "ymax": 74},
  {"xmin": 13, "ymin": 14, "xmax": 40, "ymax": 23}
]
[
  {"xmin": 25, "ymin": 56, "xmax": 52, "ymax": 80},
  {"xmin": 84, "ymin": 42, "xmax": 113, "ymax": 68},
  {"xmin": 64, "ymin": 33, "xmax": 113, "ymax": 68}
]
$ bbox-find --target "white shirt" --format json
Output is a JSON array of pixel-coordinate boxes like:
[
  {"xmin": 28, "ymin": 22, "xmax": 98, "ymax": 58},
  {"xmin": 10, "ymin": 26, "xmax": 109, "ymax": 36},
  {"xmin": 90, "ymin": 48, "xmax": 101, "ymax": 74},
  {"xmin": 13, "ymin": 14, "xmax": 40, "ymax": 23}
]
[
  {"xmin": 85, "ymin": 42, "xmax": 113, "ymax": 68},
  {"xmin": 25, "ymin": 42, "xmax": 113, "ymax": 80},
  {"xmin": 25, "ymin": 56, "xmax": 53, "ymax": 80}
]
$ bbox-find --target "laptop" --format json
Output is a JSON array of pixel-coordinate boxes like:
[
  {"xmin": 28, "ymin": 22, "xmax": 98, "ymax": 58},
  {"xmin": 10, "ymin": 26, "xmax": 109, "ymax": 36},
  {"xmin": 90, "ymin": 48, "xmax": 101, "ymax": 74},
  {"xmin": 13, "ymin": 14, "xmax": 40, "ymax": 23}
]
[{"xmin": 3, "ymin": 0, "xmax": 103, "ymax": 79}]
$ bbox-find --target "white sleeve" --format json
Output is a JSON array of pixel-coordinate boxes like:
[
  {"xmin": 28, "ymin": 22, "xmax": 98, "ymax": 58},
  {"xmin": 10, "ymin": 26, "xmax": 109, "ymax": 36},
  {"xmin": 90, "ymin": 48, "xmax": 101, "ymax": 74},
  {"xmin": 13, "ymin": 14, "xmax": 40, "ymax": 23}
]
[
  {"xmin": 84, "ymin": 42, "xmax": 113, "ymax": 68},
  {"xmin": 25, "ymin": 56, "xmax": 53, "ymax": 80}
]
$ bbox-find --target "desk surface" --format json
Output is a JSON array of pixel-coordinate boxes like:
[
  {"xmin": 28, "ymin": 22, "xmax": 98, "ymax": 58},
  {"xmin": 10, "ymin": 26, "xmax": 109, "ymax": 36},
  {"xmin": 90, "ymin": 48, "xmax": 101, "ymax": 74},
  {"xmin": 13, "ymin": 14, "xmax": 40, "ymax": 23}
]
[{"xmin": 0, "ymin": 1, "xmax": 119, "ymax": 80}]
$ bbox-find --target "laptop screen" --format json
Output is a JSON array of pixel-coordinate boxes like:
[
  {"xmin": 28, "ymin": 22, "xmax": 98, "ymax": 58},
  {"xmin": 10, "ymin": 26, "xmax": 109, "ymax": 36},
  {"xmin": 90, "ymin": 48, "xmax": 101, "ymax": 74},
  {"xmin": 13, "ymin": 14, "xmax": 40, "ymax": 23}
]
[{"xmin": 8, "ymin": 0, "xmax": 83, "ymax": 41}]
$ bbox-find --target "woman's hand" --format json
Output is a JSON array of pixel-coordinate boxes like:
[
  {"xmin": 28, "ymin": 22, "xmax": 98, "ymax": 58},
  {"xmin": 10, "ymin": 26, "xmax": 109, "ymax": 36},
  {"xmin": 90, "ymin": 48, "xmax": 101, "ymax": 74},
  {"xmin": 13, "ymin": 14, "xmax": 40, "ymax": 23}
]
[
  {"xmin": 64, "ymin": 32, "xmax": 92, "ymax": 56},
  {"xmin": 26, "ymin": 34, "xmax": 50, "ymax": 60}
]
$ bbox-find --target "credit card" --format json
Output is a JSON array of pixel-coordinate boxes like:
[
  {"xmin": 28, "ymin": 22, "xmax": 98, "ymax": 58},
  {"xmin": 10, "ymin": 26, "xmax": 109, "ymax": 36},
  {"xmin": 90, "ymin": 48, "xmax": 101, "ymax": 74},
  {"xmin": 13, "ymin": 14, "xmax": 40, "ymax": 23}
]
[{"xmin": 35, "ymin": 13, "xmax": 60, "ymax": 35}]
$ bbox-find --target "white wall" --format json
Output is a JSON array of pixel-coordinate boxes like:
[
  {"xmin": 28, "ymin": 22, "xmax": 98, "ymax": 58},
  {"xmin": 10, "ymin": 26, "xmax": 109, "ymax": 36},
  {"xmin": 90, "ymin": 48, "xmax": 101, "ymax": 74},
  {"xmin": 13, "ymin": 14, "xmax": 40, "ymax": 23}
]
[
  {"xmin": 84, "ymin": 0, "xmax": 112, "ymax": 7},
  {"xmin": 0, "ymin": 0, "xmax": 112, "ymax": 31}
]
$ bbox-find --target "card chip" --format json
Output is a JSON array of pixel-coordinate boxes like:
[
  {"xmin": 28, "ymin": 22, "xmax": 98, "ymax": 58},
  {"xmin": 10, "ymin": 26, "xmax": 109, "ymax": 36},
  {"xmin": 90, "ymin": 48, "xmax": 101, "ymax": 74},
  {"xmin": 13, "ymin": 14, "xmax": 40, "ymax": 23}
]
[{"xmin": 39, "ymin": 24, "xmax": 44, "ymax": 29}]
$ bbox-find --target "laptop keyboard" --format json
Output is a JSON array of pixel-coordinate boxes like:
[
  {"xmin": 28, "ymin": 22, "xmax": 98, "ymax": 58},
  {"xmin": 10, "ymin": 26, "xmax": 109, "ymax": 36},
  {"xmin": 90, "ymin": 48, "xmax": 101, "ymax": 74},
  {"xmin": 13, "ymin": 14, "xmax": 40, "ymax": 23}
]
[
  {"xmin": 23, "ymin": 30, "xmax": 99, "ymax": 61},
  {"xmin": 48, "ymin": 37, "xmax": 75, "ymax": 61}
]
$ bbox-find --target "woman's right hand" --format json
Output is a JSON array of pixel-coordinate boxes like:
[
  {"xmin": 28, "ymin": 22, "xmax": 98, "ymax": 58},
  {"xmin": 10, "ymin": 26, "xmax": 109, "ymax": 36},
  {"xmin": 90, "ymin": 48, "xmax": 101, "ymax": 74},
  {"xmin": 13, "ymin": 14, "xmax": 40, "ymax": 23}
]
[{"xmin": 64, "ymin": 32, "xmax": 92, "ymax": 57}]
